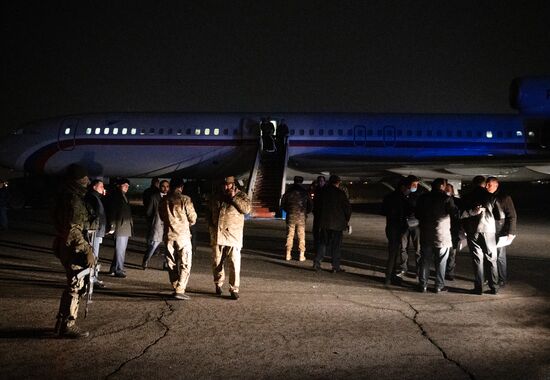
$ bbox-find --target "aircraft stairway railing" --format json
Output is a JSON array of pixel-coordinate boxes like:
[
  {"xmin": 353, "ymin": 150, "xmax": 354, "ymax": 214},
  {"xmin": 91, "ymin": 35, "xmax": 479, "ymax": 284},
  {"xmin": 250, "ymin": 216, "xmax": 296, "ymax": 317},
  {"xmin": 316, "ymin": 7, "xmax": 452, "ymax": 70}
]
[{"xmin": 247, "ymin": 136, "xmax": 289, "ymax": 218}]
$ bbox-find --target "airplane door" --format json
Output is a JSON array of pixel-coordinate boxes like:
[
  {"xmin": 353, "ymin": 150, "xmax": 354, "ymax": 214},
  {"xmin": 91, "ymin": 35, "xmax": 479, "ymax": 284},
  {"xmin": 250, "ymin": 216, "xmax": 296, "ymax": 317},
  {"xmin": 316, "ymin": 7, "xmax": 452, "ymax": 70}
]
[
  {"xmin": 354, "ymin": 125, "xmax": 366, "ymax": 146},
  {"xmin": 383, "ymin": 125, "xmax": 396, "ymax": 147},
  {"xmin": 58, "ymin": 118, "xmax": 78, "ymax": 151}
]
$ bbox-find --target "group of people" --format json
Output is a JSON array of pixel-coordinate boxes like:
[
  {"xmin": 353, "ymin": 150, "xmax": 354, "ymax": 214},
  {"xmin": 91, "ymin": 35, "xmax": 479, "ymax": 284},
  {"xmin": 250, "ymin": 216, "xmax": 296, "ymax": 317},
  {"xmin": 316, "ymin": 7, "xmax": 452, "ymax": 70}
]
[
  {"xmin": 52, "ymin": 164, "xmax": 250, "ymax": 338},
  {"xmin": 280, "ymin": 174, "xmax": 352, "ymax": 273},
  {"xmin": 382, "ymin": 175, "xmax": 516, "ymax": 294}
]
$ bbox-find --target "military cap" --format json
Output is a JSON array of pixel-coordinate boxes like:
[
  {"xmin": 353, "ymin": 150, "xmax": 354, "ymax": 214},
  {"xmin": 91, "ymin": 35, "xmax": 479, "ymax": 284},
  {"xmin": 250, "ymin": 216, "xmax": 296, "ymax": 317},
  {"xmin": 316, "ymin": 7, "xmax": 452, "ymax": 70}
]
[{"xmin": 65, "ymin": 164, "xmax": 88, "ymax": 180}]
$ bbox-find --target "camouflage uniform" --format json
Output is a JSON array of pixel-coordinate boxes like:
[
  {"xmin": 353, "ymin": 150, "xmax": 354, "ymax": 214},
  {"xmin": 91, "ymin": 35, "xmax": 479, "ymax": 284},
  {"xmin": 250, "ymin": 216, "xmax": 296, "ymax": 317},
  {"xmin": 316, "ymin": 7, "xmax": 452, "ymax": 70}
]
[
  {"xmin": 207, "ymin": 188, "xmax": 251, "ymax": 295},
  {"xmin": 53, "ymin": 180, "xmax": 95, "ymax": 335},
  {"xmin": 281, "ymin": 183, "xmax": 312, "ymax": 261},
  {"xmin": 158, "ymin": 189, "xmax": 197, "ymax": 294}
]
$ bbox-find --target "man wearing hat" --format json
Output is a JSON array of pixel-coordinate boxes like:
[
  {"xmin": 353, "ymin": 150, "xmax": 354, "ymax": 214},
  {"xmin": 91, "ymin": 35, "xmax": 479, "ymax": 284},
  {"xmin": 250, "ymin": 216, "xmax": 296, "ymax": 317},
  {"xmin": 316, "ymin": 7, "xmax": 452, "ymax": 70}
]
[
  {"xmin": 207, "ymin": 176, "xmax": 251, "ymax": 299},
  {"xmin": 106, "ymin": 178, "xmax": 133, "ymax": 278},
  {"xmin": 52, "ymin": 163, "xmax": 95, "ymax": 338},
  {"xmin": 281, "ymin": 176, "xmax": 312, "ymax": 261}
]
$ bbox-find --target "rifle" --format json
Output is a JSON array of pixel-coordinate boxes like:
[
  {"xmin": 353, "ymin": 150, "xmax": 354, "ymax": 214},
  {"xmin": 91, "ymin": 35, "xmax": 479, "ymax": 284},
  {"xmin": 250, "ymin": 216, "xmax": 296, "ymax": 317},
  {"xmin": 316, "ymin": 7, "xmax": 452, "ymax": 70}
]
[{"xmin": 83, "ymin": 230, "xmax": 100, "ymax": 318}]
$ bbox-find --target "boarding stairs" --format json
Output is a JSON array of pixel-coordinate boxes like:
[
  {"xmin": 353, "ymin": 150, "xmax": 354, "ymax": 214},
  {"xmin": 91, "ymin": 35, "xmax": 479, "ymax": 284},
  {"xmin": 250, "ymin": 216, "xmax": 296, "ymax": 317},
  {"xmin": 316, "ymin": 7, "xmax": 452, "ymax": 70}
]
[{"xmin": 247, "ymin": 138, "xmax": 289, "ymax": 218}]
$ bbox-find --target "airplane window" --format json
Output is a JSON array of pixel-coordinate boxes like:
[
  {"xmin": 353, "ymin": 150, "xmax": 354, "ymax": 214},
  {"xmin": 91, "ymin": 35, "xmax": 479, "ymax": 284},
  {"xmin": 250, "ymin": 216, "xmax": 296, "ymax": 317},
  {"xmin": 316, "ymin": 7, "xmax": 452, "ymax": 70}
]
[
  {"xmin": 131, "ymin": 128, "xmax": 137, "ymax": 135},
  {"xmin": 290, "ymin": 129, "xmax": 295, "ymax": 136},
  {"xmin": 140, "ymin": 129, "xmax": 146, "ymax": 135},
  {"xmin": 104, "ymin": 128, "xmax": 110, "ymax": 135},
  {"xmin": 528, "ymin": 131, "xmax": 535, "ymax": 137},
  {"xmin": 486, "ymin": 131, "xmax": 493, "ymax": 139},
  {"xmin": 113, "ymin": 128, "xmax": 119, "ymax": 135},
  {"xmin": 95, "ymin": 128, "xmax": 101, "ymax": 135},
  {"xmin": 195, "ymin": 129, "xmax": 201, "ymax": 136},
  {"xmin": 309, "ymin": 129, "xmax": 314, "ymax": 136},
  {"xmin": 223, "ymin": 129, "xmax": 229, "ymax": 135},
  {"xmin": 86, "ymin": 128, "xmax": 92, "ymax": 135},
  {"xmin": 214, "ymin": 128, "xmax": 220, "ymax": 136},
  {"xmin": 406, "ymin": 130, "xmax": 412, "ymax": 137},
  {"xmin": 186, "ymin": 129, "xmax": 191, "ymax": 135},
  {"xmin": 149, "ymin": 128, "xmax": 155, "ymax": 135},
  {"xmin": 338, "ymin": 129, "xmax": 343, "ymax": 136},
  {"xmin": 319, "ymin": 129, "xmax": 324, "ymax": 136},
  {"xmin": 299, "ymin": 129, "xmax": 305, "ymax": 136},
  {"xmin": 64, "ymin": 128, "xmax": 71, "ymax": 135},
  {"xmin": 177, "ymin": 129, "xmax": 182, "ymax": 136},
  {"xmin": 204, "ymin": 128, "xmax": 211, "ymax": 136},
  {"xmin": 516, "ymin": 131, "xmax": 523, "ymax": 137},
  {"xmin": 367, "ymin": 130, "xmax": 373, "ymax": 136},
  {"xmin": 159, "ymin": 128, "xmax": 164, "ymax": 135},
  {"xmin": 122, "ymin": 128, "xmax": 128, "ymax": 135}
]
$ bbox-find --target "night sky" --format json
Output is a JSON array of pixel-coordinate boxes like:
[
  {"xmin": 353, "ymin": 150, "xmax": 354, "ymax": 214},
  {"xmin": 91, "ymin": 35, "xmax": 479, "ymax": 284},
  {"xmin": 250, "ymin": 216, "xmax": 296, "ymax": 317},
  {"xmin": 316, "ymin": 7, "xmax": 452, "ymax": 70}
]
[{"xmin": 3, "ymin": 1, "xmax": 550, "ymax": 136}]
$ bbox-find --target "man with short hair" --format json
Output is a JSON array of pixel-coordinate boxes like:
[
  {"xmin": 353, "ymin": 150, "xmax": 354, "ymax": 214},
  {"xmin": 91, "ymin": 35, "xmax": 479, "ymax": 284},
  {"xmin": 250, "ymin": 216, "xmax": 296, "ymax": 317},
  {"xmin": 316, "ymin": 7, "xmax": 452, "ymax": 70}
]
[
  {"xmin": 281, "ymin": 176, "xmax": 312, "ymax": 261},
  {"xmin": 313, "ymin": 175, "xmax": 351, "ymax": 273},
  {"xmin": 85, "ymin": 179, "xmax": 107, "ymax": 288},
  {"xmin": 461, "ymin": 175, "xmax": 500, "ymax": 295},
  {"xmin": 485, "ymin": 177, "xmax": 517, "ymax": 286},
  {"xmin": 158, "ymin": 178, "xmax": 197, "ymax": 300},
  {"xmin": 142, "ymin": 177, "xmax": 160, "ymax": 212},
  {"xmin": 107, "ymin": 178, "xmax": 133, "ymax": 278},
  {"xmin": 207, "ymin": 176, "xmax": 251, "ymax": 300},
  {"xmin": 142, "ymin": 179, "xmax": 169, "ymax": 269},
  {"xmin": 52, "ymin": 164, "xmax": 95, "ymax": 338},
  {"xmin": 416, "ymin": 178, "xmax": 456, "ymax": 293}
]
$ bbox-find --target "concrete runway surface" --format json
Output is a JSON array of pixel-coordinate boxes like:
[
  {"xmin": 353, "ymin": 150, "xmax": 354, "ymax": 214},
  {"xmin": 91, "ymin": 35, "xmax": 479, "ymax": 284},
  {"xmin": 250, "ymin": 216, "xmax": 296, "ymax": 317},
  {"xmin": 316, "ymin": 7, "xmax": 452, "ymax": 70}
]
[{"xmin": 0, "ymin": 207, "xmax": 549, "ymax": 380}]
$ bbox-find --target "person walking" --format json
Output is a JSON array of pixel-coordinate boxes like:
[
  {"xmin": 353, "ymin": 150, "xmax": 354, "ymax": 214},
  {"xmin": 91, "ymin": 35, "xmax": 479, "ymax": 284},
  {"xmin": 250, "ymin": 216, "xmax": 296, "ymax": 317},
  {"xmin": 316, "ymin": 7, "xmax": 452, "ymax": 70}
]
[
  {"xmin": 107, "ymin": 178, "xmax": 133, "ymax": 278},
  {"xmin": 158, "ymin": 178, "xmax": 197, "ymax": 300},
  {"xmin": 281, "ymin": 176, "xmax": 312, "ymax": 261}
]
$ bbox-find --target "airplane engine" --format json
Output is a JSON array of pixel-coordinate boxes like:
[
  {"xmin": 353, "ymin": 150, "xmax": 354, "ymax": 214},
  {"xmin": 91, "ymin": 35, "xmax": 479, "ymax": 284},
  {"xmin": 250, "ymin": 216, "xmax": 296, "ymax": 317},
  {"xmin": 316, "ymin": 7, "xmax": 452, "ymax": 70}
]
[{"xmin": 509, "ymin": 76, "xmax": 550, "ymax": 115}]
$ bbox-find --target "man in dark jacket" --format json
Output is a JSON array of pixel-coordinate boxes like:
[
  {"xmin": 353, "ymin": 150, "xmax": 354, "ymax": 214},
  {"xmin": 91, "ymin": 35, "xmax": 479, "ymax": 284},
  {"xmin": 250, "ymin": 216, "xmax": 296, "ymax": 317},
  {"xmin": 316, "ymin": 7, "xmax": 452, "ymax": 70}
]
[
  {"xmin": 85, "ymin": 179, "xmax": 107, "ymax": 288},
  {"xmin": 142, "ymin": 179, "xmax": 169, "ymax": 269},
  {"xmin": 416, "ymin": 178, "xmax": 456, "ymax": 292},
  {"xmin": 461, "ymin": 176, "xmax": 500, "ymax": 295},
  {"xmin": 142, "ymin": 177, "xmax": 160, "ymax": 213},
  {"xmin": 485, "ymin": 177, "xmax": 517, "ymax": 286},
  {"xmin": 382, "ymin": 176, "xmax": 416, "ymax": 286},
  {"xmin": 281, "ymin": 176, "xmax": 312, "ymax": 261},
  {"xmin": 53, "ymin": 164, "xmax": 95, "ymax": 338},
  {"xmin": 313, "ymin": 175, "xmax": 351, "ymax": 273},
  {"xmin": 400, "ymin": 175, "xmax": 421, "ymax": 276},
  {"xmin": 444, "ymin": 183, "xmax": 463, "ymax": 281},
  {"xmin": 107, "ymin": 178, "xmax": 133, "ymax": 278},
  {"xmin": 311, "ymin": 175, "xmax": 326, "ymax": 253}
]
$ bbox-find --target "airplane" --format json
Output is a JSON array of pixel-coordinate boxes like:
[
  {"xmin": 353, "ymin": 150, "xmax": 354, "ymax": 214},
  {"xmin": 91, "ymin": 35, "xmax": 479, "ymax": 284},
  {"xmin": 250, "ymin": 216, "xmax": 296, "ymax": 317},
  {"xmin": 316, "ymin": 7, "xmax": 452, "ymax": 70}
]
[{"xmin": 0, "ymin": 76, "xmax": 549, "ymax": 213}]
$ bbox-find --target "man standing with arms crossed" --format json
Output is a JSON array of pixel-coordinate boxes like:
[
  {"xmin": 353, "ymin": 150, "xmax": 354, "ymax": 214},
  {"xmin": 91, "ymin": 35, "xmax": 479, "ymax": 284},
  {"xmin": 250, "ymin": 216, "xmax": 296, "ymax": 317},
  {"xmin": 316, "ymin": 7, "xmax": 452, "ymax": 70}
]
[
  {"xmin": 158, "ymin": 178, "xmax": 197, "ymax": 300},
  {"xmin": 207, "ymin": 176, "xmax": 251, "ymax": 300}
]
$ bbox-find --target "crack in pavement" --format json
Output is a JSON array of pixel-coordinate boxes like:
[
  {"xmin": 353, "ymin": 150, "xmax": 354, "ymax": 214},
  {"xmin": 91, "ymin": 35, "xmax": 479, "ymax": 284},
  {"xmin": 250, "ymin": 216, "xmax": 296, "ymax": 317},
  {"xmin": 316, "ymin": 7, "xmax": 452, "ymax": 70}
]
[
  {"xmin": 388, "ymin": 291, "xmax": 477, "ymax": 380},
  {"xmin": 105, "ymin": 299, "xmax": 176, "ymax": 379}
]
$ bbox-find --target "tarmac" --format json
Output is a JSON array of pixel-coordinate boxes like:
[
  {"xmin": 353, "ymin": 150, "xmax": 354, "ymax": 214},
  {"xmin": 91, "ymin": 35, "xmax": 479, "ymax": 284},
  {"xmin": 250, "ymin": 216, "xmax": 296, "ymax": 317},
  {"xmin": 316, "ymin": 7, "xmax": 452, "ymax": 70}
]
[{"xmin": 0, "ymin": 206, "xmax": 549, "ymax": 380}]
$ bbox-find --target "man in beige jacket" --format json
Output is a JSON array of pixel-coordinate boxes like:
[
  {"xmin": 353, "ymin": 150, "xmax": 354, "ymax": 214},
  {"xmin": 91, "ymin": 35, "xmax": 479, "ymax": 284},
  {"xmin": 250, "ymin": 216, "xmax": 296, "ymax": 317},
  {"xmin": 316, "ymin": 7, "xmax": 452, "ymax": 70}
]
[
  {"xmin": 158, "ymin": 178, "xmax": 197, "ymax": 300},
  {"xmin": 207, "ymin": 176, "xmax": 251, "ymax": 300}
]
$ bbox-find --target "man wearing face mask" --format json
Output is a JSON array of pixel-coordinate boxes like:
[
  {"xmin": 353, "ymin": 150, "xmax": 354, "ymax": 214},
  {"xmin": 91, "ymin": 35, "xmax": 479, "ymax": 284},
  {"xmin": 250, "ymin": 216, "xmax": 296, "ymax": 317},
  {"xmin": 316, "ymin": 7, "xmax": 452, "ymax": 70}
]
[{"xmin": 399, "ymin": 175, "xmax": 421, "ymax": 278}]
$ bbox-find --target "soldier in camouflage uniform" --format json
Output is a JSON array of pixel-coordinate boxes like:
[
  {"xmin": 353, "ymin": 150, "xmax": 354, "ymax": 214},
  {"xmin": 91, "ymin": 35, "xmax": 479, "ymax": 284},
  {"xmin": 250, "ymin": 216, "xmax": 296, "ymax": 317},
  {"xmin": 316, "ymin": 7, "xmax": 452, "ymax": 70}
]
[
  {"xmin": 281, "ymin": 176, "xmax": 312, "ymax": 261},
  {"xmin": 52, "ymin": 164, "xmax": 96, "ymax": 338},
  {"xmin": 207, "ymin": 176, "xmax": 251, "ymax": 300},
  {"xmin": 158, "ymin": 178, "xmax": 197, "ymax": 300}
]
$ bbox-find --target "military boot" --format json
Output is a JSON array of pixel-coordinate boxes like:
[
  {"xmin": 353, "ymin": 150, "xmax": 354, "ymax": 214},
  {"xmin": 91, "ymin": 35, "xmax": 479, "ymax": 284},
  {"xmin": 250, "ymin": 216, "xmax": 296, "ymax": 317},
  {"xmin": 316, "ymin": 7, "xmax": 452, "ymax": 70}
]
[
  {"xmin": 299, "ymin": 252, "xmax": 306, "ymax": 261},
  {"xmin": 59, "ymin": 324, "xmax": 90, "ymax": 339},
  {"xmin": 285, "ymin": 251, "xmax": 292, "ymax": 261}
]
